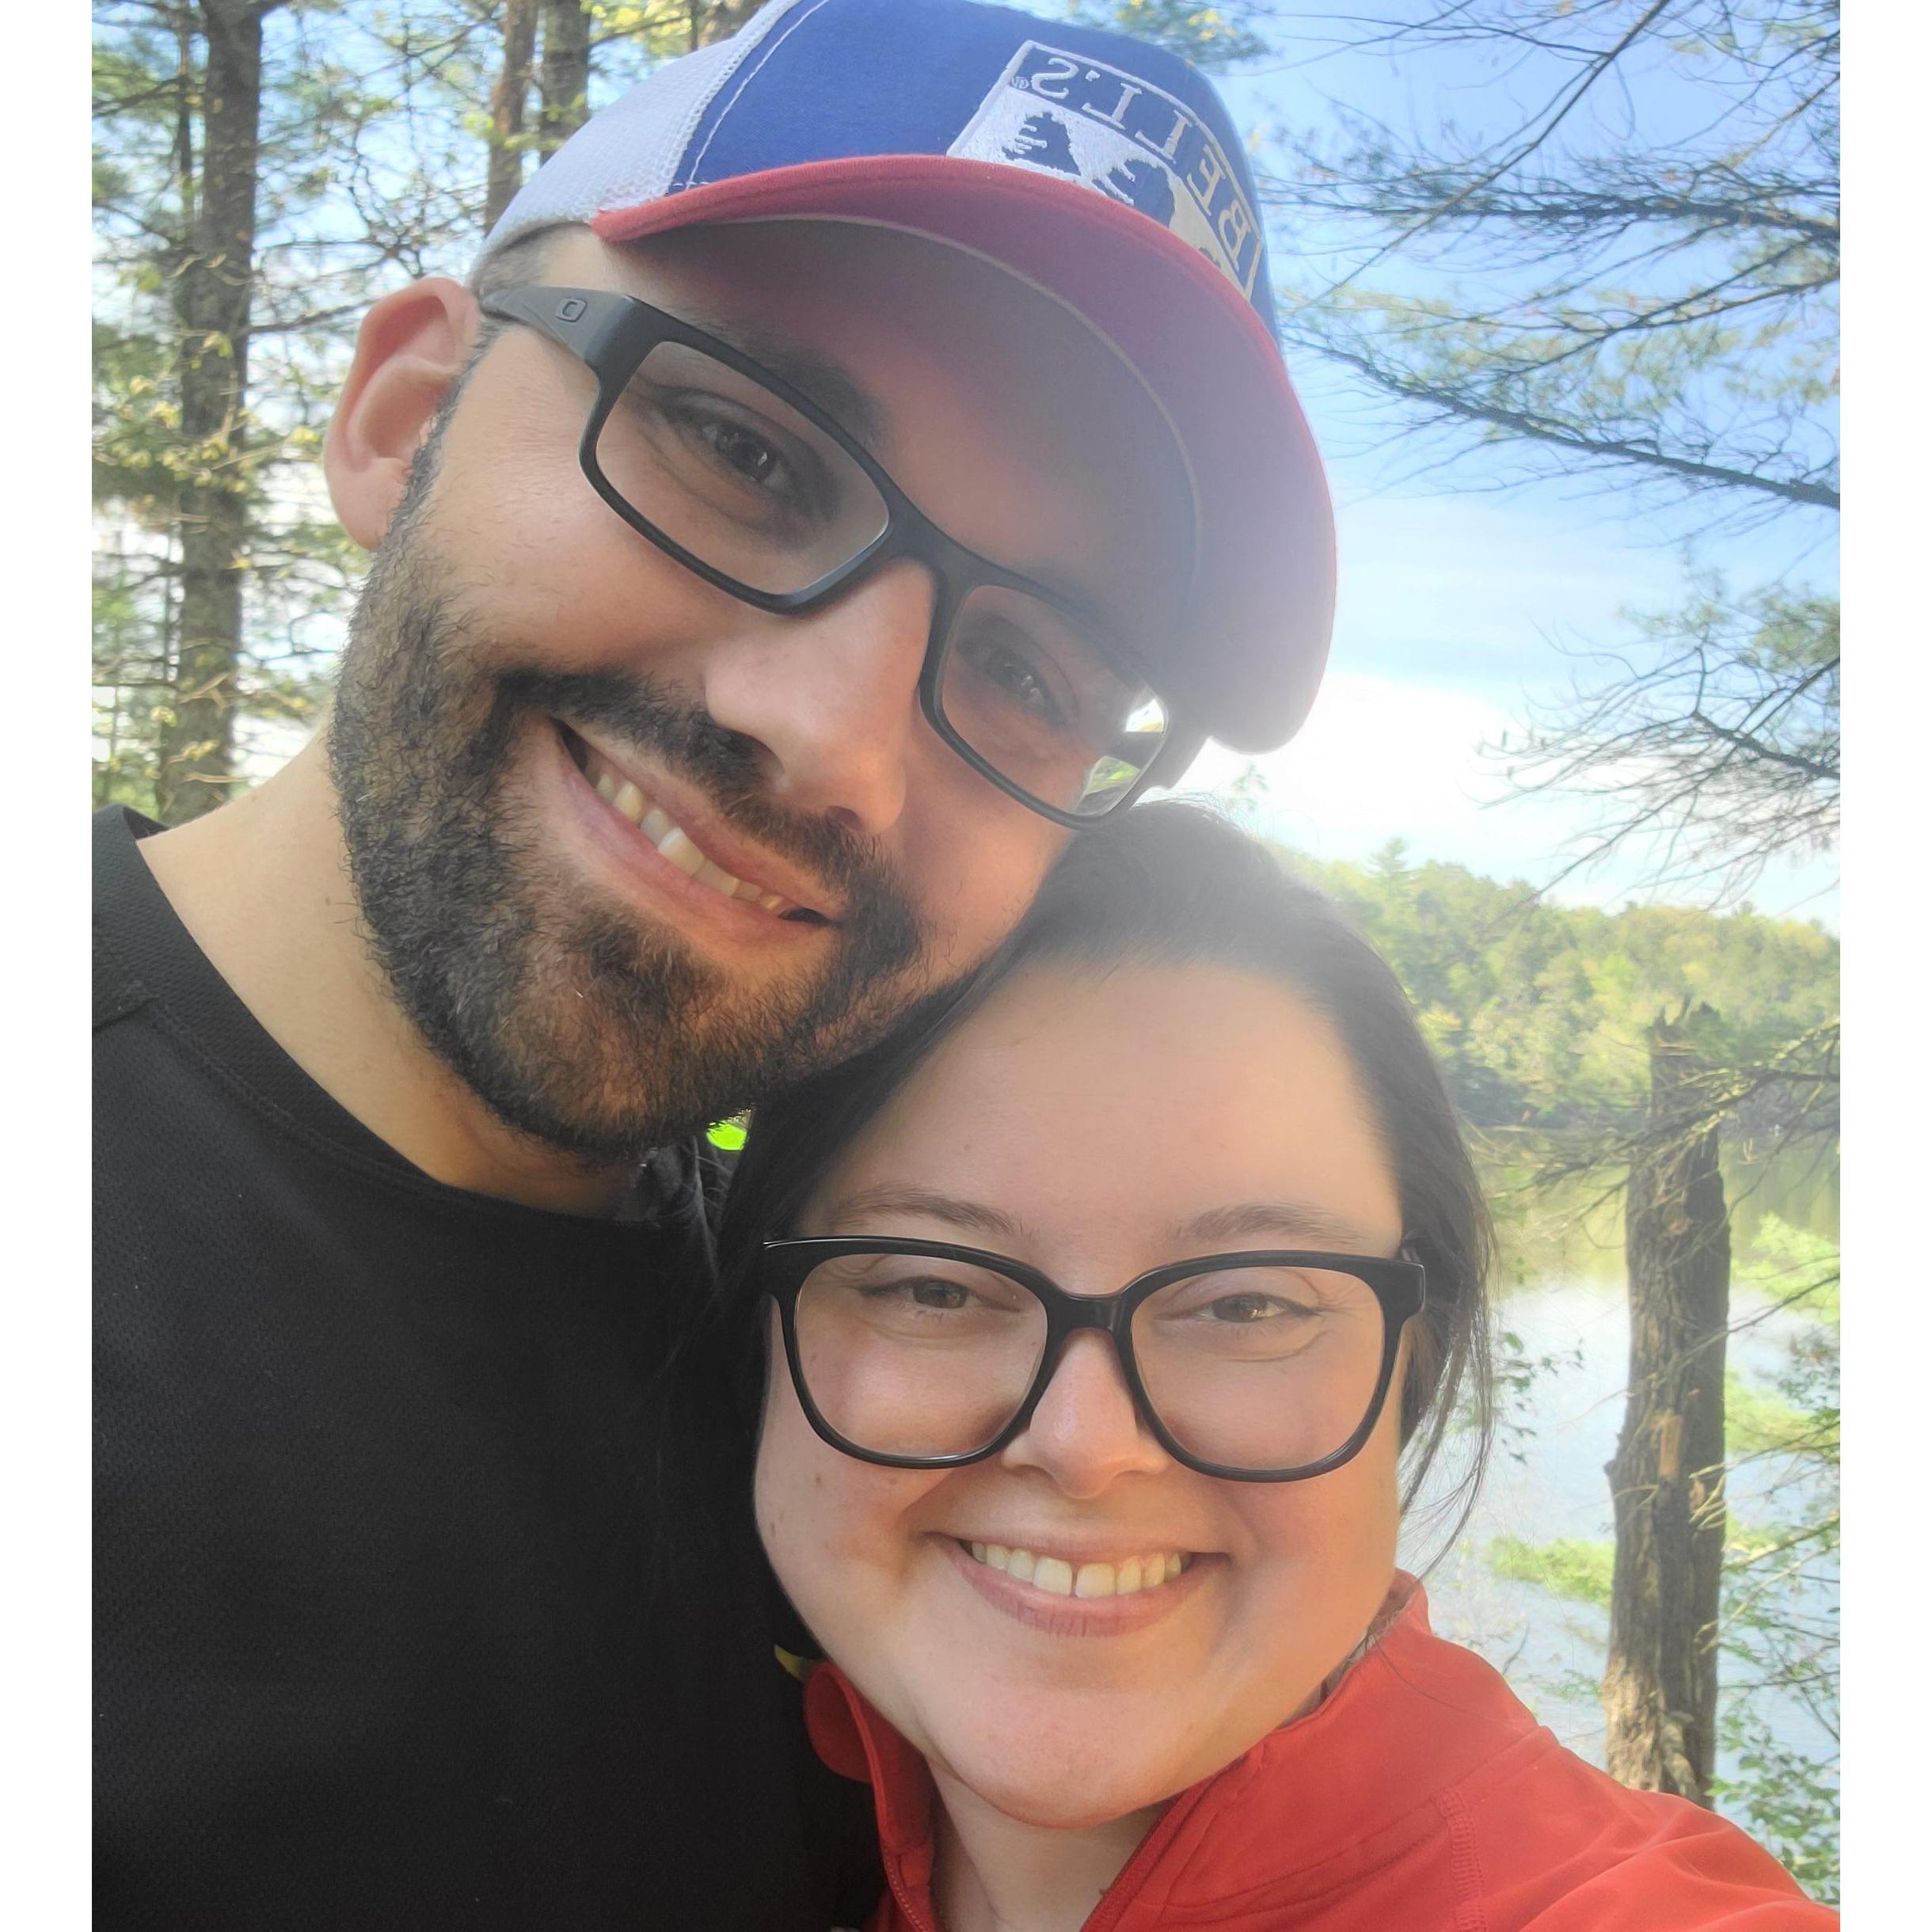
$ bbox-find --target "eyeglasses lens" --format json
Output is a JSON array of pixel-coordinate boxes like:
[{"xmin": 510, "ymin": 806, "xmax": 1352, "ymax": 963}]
[
  {"xmin": 940, "ymin": 585, "xmax": 1171, "ymax": 817},
  {"xmin": 1130, "ymin": 1265, "xmax": 1388, "ymax": 1472},
  {"xmin": 793, "ymin": 1252, "xmax": 1049, "ymax": 1461},
  {"xmin": 595, "ymin": 339, "xmax": 891, "ymax": 596}
]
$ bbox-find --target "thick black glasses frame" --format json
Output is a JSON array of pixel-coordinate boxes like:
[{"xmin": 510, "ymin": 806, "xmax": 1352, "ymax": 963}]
[
  {"xmin": 760, "ymin": 1235, "xmax": 1428, "ymax": 1484},
  {"xmin": 479, "ymin": 286, "xmax": 1201, "ymax": 828}
]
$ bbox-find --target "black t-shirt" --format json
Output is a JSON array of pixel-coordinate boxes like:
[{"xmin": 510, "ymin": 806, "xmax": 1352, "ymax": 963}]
[{"xmin": 93, "ymin": 806, "xmax": 875, "ymax": 1929}]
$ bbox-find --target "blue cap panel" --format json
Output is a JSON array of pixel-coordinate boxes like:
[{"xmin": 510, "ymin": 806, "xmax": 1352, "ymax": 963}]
[{"xmin": 675, "ymin": 0, "xmax": 1276, "ymax": 337}]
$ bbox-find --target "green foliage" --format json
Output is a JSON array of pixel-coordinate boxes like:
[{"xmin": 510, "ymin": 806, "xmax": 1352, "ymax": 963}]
[
  {"xmin": 1725, "ymin": 1375, "xmax": 1824, "ymax": 1461},
  {"xmin": 1718, "ymin": 1280, "xmax": 1839, "ymax": 1903},
  {"xmin": 1710, "ymin": 1708, "xmax": 1839, "ymax": 1906},
  {"xmin": 1062, "ymin": 2, "xmax": 1266, "ymax": 65},
  {"xmin": 1735, "ymin": 1214, "xmax": 1839, "ymax": 1322},
  {"xmin": 1485, "ymin": 1535, "xmax": 1614, "ymax": 1608},
  {"xmin": 1277, "ymin": 842, "xmax": 1838, "ymax": 1136}
]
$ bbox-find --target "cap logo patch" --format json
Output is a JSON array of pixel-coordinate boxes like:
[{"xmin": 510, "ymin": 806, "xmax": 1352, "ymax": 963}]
[{"xmin": 949, "ymin": 43, "xmax": 1261, "ymax": 299}]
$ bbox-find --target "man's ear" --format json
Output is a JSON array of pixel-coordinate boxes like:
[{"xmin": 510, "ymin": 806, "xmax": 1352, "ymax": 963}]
[{"xmin": 325, "ymin": 276, "xmax": 481, "ymax": 552}]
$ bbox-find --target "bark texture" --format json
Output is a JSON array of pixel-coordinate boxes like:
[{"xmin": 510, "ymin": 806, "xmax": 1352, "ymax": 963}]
[
  {"xmin": 485, "ymin": 0, "xmax": 540, "ymax": 232},
  {"xmin": 538, "ymin": 2, "xmax": 592, "ymax": 154},
  {"xmin": 1602, "ymin": 1006, "xmax": 1732, "ymax": 1804},
  {"xmin": 158, "ymin": 1, "xmax": 277, "ymax": 823},
  {"xmin": 686, "ymin": 1, "xmax": 762, "ymax": 47}
]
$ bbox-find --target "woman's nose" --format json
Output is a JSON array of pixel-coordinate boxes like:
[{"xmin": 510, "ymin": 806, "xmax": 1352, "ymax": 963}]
[{"xmin": 998, "ymin": 1330, "xmax": 1173, "ymax": 1497}]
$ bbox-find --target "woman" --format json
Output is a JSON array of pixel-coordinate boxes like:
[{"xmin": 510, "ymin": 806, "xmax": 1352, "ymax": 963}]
[{"xmin": 715, "ymin": 804, "xmax": 1832, "ymax": 1931}]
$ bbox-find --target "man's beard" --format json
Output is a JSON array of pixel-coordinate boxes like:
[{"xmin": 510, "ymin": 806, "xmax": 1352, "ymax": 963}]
[{"xmin": 328, "ymin": 470, "xmax": 932, "ymax": 1169}]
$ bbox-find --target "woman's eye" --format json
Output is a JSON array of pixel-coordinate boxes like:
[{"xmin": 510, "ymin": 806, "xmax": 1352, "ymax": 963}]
[
  {"xmin": 1203, "ymin": 1292, "xmax": 1306, "ymax": 1323},
  {"xmin": 861, "ymin": 1276, "xmax": 972, "ymax": 1311},
  {"xmin": 909, "ymin": 1278, "xmax": 970, "ymax": 1310}
]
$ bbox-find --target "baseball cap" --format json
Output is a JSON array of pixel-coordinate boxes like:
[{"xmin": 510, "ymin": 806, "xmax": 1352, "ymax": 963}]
[{"xmin": 479, "ymin": 0, "xmax": 1333, "ymax": 754}]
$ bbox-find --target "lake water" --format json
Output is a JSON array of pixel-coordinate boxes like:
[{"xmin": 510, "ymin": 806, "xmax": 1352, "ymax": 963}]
[{"xmin": 1399, "ymin": 1150, "xmax": 1839, "ymax": 1829}]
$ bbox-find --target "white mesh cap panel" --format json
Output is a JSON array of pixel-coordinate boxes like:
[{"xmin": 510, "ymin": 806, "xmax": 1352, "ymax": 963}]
[{"xmin": 474, "ymin": 0, "xmax": 808, "ymax": 271}]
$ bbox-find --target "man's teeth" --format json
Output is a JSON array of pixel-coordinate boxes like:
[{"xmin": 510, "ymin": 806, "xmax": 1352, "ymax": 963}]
[
  {"xmin": 585, "ymin": 754, "xmax": 797, "ymax": 915},
  {"xmin": 965, "ymin": 1542, "xmax": 1192, "ymax": 1599}
]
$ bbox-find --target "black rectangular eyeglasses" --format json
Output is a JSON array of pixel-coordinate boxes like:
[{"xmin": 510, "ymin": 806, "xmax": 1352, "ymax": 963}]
[
  {"xmin": 759, "ymin": 1235, "xmax": 1427, "ymax": 1483},
  {"xmin": 477, "ymin": 285, "xmax": 1201, "ymax": 827}
]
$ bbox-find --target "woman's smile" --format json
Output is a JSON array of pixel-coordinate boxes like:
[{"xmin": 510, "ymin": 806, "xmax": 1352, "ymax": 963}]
[
  {"xmin": 958, "ymin": 1538, "xmax": 1196, "ymax": 1597},
  {"xmin": 941, "ymin": 1534, "xmax": 1217, "ymax": 1638}
]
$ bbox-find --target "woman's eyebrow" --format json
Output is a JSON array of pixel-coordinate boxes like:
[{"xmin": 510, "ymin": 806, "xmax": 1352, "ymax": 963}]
[
  {"xmin": 1173, "ymin": 1200, "xmax": 1383, "ymax": 1251},
  {"xmin": 820, "ymin": 1185, "xmax": 1033, "ymax": 1249}
]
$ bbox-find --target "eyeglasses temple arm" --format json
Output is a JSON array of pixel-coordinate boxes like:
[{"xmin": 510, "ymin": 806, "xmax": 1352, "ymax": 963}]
[
  {"xmin": 478, "ymin": 285, "xmax": 639, "ymax": 367},
  {"xmin": 1142, "ymin": 724, "xmax": 1206, "ymax": 789}
]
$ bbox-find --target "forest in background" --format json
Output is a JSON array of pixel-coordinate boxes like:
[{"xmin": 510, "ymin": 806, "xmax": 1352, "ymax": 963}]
[
  {"xmin": 1298, "ymin": 841, "xmax": 1836, "ymax": 1136},
  {"xmin": 93, "ymin": 0, "xmax": 1839, "ymax": 1901},
  {"xmin": 1280, "ymin": 835, "xmax": 1839, "ymax": 1897}
]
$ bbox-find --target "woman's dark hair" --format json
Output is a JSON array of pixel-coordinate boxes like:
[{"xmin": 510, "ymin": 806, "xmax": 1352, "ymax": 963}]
[{"xmin": 715, "ymin": 800, "xmax": 1496, "ymax": 1523}]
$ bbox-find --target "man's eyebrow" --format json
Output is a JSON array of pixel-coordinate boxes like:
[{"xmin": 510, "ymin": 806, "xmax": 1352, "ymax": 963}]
[
  {"xmin": 683, "ymin": 310, "xmax": 890, "ymax": 450},
  {"xmin": 1174, "ymin": 1200, "xmax": 1386, "ymax": 1253},
  {"xmin": 820, "ymin": 1185, "xmax": 1033, "ymax": 1250}
]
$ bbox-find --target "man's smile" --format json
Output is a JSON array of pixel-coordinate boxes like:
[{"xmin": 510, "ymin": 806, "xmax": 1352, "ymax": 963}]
[{"xmin": 555, "ymin": 720, "xmax": 838, "ymax": 933}]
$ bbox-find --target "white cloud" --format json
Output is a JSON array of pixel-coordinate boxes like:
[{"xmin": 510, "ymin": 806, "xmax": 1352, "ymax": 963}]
[
  {"xmin": 1166, "ymin": 672, "xmax": 1839, "ymax": 928},
  {"xmin": 1180, "ymin": 671, "xmax": 1512, "ymax": 847}
]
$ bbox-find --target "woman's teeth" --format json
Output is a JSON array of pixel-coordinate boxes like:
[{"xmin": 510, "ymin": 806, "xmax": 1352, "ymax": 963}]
[
  {"xmin": 965, "ymin": 1542, "xmax": 1192, "ymax": 1599},
  {"xmin": 580, "ymin": 749, "xmax": 798, "ymax": 915}
]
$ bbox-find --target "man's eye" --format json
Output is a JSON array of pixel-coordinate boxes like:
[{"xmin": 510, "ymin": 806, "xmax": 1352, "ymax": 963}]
[
  {"xmin": 960, "ymin": 631, "xmax": 1068, "ymax": 728},
  {"xmin": 689, "ymin": 413, "xmax": 788, "ymax": 491}
]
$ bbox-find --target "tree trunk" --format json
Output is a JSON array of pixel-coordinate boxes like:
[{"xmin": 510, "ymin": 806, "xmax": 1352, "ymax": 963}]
[
  {"xmin": 538, "ymin": 2, "xmax": 592, "ymax": 155},
  {"xmin": 158, "ymin": 1, "xmax": 277, "ymax": 823},
  {"xmin": 688, "ymin": 2, "xmax": 760, "ymax": 48},
  {"xmin": 485, "ymin": 0, "xmax": 540, "ymax": 232},
  {"xmin": 1602, "ymin": 1006, "xmax": 1732, "ymax": 1805}
]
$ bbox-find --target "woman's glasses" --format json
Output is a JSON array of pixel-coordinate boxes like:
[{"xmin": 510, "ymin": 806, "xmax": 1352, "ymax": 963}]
[
  {"xmin": 477, "ymin": 286, "xmax": 1188, "ymax": 828},
  {"xmin": 759, "ymin": 1237, "xmax": 1426, "ymax": 1483}
]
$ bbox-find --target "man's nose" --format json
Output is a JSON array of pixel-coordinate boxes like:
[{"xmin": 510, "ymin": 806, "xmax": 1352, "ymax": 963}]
[
  {"xmin": 701, "ymin": 560, "xmax": 937, "ymax": 838},
  {"xmin": 999, "ymin": 1330, "xmax": 1173, "ymax": 1499}
]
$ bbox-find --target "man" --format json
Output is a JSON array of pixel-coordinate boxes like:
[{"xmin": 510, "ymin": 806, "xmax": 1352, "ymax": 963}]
[{"xmin": 94, "ymin": 2, "xmax": 1334, "ymax": 1925}]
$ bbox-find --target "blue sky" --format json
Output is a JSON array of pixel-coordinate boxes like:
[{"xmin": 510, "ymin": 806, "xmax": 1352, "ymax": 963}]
[{"xmin": 1151, "ymin": 6, "xmax": 1839, "ymax": 928}]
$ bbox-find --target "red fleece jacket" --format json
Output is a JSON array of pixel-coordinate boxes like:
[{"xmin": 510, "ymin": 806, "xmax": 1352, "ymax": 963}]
[{"xmin": 804, "ymin": 1582, "xmax": 1834, "ymax": 1931}]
